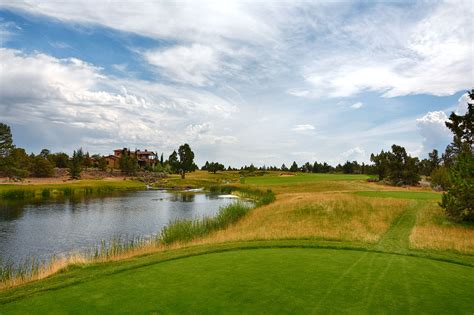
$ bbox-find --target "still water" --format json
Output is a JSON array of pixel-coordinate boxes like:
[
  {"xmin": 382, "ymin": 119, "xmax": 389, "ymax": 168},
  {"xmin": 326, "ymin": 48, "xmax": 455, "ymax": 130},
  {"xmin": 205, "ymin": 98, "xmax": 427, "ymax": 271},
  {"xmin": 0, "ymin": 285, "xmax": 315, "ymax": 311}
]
[{"xmin": 0, "ymin": 190, "xmax": 240, "ymax": 265}]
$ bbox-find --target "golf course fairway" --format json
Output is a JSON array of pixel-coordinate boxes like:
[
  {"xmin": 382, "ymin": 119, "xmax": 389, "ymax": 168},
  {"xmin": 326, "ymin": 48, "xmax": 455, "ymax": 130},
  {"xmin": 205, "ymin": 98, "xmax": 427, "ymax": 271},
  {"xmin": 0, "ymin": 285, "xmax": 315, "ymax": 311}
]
[{"xmin": 1, "ymin": 246, "xmax": 473, "ymax": 314}]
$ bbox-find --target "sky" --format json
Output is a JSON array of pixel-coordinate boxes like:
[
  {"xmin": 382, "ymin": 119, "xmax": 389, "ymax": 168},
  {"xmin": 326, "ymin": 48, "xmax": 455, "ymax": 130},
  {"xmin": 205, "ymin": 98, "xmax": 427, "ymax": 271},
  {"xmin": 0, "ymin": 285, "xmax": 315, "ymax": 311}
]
[{"xmin": 0, "ymin": 1, "xmax": 472, "ymax": 167}]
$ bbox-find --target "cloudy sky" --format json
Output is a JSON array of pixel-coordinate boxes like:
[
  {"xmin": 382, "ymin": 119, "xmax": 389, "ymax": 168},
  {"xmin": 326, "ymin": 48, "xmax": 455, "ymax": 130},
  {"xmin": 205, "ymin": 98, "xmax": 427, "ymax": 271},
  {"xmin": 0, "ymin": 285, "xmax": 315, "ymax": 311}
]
[{"xmin": 0, "ymin": 1, "xmax": 472, "ymax": 167}]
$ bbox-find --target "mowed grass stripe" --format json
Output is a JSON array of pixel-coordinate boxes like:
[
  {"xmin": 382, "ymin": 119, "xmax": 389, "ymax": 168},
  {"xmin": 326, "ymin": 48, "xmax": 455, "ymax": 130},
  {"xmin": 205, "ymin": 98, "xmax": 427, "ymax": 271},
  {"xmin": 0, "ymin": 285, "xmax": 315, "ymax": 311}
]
[
  {"xmin": 1, "ymin": 248, "xmax": 472, "ymax": 314},
  {"xmin": 244, "ymin": 173, "xmax": 370, "ymax": 185},
  {"xmin": 354, "ymin": 190, "xmax": 442, "ymax": 200}
]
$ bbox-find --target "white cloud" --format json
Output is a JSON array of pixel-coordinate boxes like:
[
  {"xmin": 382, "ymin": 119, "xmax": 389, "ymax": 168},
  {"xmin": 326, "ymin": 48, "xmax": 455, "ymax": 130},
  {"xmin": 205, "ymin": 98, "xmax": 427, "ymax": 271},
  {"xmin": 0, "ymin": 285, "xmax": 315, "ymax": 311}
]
[
  {"xmin": 2, "ymin": 1, "xmax": 277, "ymax": 44},
  {"xmin": 350, "ymin": 102, "xmax": 364, "ymax": 109},
  {"xmin": 286, "ymin": 88, "xmax": 310, "ymax": 97},
  {"xmin": 339, "ymin": 146, "xmax": 366, "ymax": 163},
  {"xmin": 144, "ymin": 44, "xmax": 221, "ymax": 86},
  {"xmin": 416, "ymin": 111, "xmax": 451, "ymax": 157},
  {"xmin": 292, "ymin": 124, "xmax": 315, "ymax": 132},
  {"xmin": 456, "ymin": 92, "xmax": 471, "ymax": 115},
  {"xmin": 3, "ymin": 1, "xmax": 470, "ymax": 99},
  {"xmin": 0, "ymin": 20, "xmax": 21, "ymax": 45},
  {"xmin": 0, "ymin": 48, "xmax": 237, "ymax": 152},
  {"xmin": 302, "ymin": 1, "xmax": 472, "ymax": 98}
]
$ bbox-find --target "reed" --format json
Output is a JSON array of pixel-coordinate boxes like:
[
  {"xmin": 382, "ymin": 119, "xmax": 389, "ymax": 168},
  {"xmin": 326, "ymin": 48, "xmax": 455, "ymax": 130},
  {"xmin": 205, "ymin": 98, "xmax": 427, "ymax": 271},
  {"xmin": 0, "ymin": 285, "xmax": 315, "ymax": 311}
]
[
  {"xmin": 160, "ymin": 202, "xmax": 252, "ymax": 245},
  {"xmin": 0, "ymin": 180, "xmax": 144, "ymax": 201}
]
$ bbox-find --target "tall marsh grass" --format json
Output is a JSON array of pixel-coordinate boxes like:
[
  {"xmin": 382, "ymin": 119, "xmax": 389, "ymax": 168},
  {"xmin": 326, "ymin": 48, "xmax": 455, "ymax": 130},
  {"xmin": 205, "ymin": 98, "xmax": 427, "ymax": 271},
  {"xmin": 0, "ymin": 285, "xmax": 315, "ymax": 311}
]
[
  {"xmin": 0, "ymin": 181, "xmax": 142, "ymax": 201},
  {"xmin": 160, "ymin": 188, "xmax": 274, "ymax": 245},
  {"xmin": 160, "ymin": 202, "xmax": 252, "ymax": 244}
]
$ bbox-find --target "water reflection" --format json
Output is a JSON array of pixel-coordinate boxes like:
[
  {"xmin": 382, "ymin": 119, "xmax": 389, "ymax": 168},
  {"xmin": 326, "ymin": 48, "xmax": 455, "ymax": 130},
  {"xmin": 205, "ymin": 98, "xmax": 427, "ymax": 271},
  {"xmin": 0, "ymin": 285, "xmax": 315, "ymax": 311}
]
[{"xmin": 0, "ymin": 190, "xmax": 241, "ymax": 265}]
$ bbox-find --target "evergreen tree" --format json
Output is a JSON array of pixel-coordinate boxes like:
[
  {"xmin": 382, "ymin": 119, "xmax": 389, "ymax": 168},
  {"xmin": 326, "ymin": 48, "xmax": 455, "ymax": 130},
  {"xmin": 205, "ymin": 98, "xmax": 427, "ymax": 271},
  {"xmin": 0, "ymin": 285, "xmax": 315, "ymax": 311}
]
[
  {"xmin": 289, "ymin": 161, "xmax": 299, "ymax": 172},
  {"xmin": 119, "ymin": 149, "xmax": 138, "ymax": 175},
  {"xmin": 0, "ymin": 123, "xmax": 13, "ymax": 158},
  {"xmin": 69, "ymin": 148, "xmax": 84, "ymax": 179},
  {"xmin": 440, "ymin": 90, "xmax": 474, "ymax": 221}
]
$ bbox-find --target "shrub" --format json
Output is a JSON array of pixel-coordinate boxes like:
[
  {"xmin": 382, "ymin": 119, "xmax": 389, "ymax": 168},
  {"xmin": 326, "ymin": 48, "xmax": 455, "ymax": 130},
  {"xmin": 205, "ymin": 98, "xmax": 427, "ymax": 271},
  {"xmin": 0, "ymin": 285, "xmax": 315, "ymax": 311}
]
[{"xmin": 430, "ymin": 166, "xmax": 451, "ymax": 190}]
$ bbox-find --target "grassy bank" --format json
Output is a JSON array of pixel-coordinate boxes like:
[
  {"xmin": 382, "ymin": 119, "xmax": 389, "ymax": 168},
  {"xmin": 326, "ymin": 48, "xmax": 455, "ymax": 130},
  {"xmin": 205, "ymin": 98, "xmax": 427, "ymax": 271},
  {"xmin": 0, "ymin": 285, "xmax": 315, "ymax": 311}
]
[{"xmin": 0, "ymin": 179, "xmax": 145, "ymax": 200}]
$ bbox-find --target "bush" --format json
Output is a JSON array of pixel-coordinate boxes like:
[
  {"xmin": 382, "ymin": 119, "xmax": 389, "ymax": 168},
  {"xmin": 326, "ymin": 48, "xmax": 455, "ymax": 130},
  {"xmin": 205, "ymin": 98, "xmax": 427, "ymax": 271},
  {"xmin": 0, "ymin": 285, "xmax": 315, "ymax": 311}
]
[
  {"xmin": 430, "ymin": 167, "xmax": 451, "ymax": 190},
  {"xmin": 30, "ymin": 157, "xmax": 54, "ymax": 177}
]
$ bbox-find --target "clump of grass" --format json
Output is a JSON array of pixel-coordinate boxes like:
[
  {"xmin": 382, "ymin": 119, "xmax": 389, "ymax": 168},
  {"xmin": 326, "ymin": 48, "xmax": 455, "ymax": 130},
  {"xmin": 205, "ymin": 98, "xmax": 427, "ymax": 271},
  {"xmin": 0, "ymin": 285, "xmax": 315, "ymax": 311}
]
[
  {"xmin": 0, "ymin": 256, "xmax": 45, "ymax": 286},
  {"xmin": 91, "ymin": 236, "xmax": 153, "ymax": 259},
  {"xmin": 0, "ymin": 189, "xmax": 32, "ymax": 200},
  {"xmin": 160, "ymin": 202, "xmax": 252, "ymax": 245}
]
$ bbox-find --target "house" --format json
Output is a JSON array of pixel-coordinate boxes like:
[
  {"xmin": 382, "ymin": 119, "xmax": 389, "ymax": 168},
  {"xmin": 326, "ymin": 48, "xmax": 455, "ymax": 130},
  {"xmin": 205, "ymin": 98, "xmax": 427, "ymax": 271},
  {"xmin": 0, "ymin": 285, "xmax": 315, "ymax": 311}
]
[
  {"xmin": 105, "ymin": 155, "xmax": 120, "ymax": 169},
  {"xmin": 106, "ymin": 148, "xmax": 158, "ymax": 170}
]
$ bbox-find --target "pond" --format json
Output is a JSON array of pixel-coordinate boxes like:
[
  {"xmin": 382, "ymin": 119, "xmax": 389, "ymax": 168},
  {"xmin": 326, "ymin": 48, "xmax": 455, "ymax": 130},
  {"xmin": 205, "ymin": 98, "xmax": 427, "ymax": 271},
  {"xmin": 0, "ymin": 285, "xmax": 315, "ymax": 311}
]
[{"xmin": 0, "ymin": 190, "xmax": 242, "ymax": 265}]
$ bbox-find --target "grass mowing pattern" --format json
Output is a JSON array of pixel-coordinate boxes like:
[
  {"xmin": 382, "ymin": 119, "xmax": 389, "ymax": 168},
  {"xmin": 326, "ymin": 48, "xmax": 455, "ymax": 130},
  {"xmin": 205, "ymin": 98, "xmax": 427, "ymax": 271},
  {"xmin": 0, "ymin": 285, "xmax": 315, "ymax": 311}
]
[
  {"xmin": 160, "ymin": 188, "xmax": 275, "ymax": 245},
  {"xmin": 1, "ymin": 248, "xmax": 473, "ymax": 314}
]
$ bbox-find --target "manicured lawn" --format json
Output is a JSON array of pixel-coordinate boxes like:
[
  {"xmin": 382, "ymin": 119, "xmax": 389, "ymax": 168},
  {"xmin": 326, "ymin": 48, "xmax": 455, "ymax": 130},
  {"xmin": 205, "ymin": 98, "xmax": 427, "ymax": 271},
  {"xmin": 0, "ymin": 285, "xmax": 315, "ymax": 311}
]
[
  {"xmin": 354, "ymin": 190, "xmax": 442, "ymax": 200},
  {"xmin": 1, "ymin": 247, "xmax": 473, "ymax": 314},
  {"xmin": 244, "ymin": 173, "xmax": 370, "ymax": 185}
]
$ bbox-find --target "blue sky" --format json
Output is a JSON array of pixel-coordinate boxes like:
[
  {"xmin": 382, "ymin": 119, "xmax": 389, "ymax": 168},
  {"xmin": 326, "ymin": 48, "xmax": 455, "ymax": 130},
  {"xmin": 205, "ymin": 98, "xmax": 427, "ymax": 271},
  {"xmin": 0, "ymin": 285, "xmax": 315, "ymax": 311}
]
[{"xmin": 0, "ymin": 1, "xmax": 472, "ymax": 167}]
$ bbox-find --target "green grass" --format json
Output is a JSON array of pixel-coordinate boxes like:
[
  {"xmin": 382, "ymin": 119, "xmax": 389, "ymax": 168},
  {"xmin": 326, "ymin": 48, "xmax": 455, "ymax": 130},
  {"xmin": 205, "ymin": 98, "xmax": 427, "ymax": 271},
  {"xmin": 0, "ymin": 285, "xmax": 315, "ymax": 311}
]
[
  {"xmin": 355, "ymin": 191, "xmax": 442, "ymax": 200},
  {"xmin": 1, "ymin": 245, "xmax": 473, "ymax": 314},
  {"xmin": 244, "ymin": 172, "xmax": 371, "ymax": 185},
  {"xmin": 0, "ymin": 180, "xmax": 145, "ymax": 200}
]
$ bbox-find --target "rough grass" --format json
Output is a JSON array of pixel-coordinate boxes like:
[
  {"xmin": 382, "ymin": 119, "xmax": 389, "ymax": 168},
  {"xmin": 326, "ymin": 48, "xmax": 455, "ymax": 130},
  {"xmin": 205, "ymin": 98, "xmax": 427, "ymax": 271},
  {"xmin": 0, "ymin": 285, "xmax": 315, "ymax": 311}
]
[
  {"xmin": 192, "ymin": 193, "xmax": 410, "ymax": 245},
  {"xmin": 410, "ymin": 201, "xmax": 474, "ymax": 254}
]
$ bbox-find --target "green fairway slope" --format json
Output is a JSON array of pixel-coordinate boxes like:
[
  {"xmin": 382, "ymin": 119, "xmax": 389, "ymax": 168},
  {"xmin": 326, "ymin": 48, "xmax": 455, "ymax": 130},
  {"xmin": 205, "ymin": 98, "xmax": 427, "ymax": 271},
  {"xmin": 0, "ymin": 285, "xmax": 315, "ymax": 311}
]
[
  {"xmin": 1, "ymin": 247, "xmax": 473, "ymax": 314},
  {"xmin": 244, "ymin": 173, "xmax": 370, "ymax": 185},
  {"xmin": 354, "ymin": 190, "xmax": 442, "ymax": 200}
]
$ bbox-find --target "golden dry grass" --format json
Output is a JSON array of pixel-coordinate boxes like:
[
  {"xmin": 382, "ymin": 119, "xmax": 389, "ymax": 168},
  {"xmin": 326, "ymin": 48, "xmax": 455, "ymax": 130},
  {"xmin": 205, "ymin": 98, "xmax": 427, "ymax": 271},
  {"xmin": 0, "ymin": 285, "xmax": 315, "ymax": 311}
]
[
  {"xmin": 410, "ymin": 201, "xmax": 474, "ymax": 254},
  {"xmin": 191, "ymin": 192, "xmax": 410, "ymax": 245}
]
